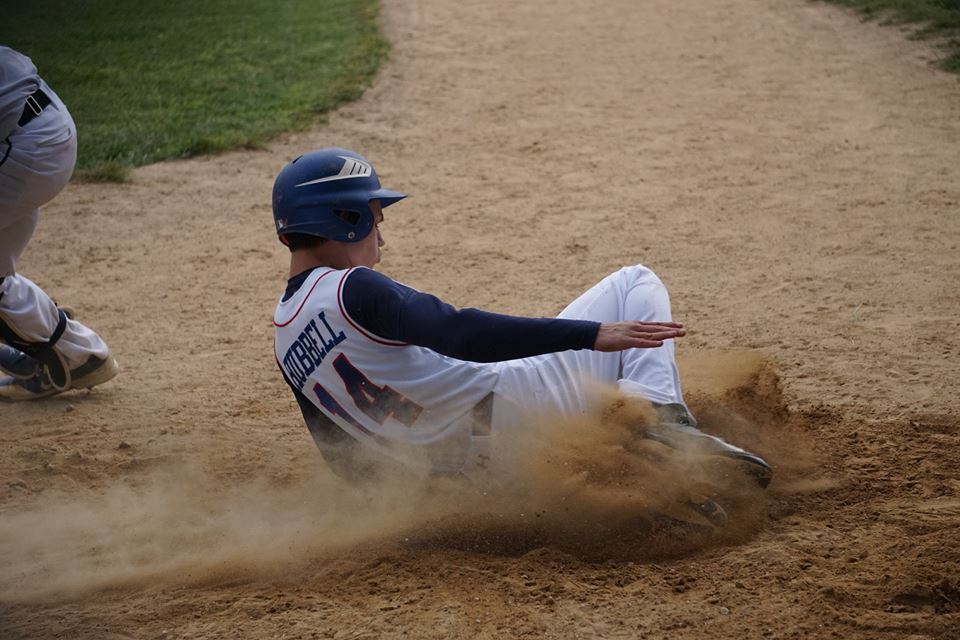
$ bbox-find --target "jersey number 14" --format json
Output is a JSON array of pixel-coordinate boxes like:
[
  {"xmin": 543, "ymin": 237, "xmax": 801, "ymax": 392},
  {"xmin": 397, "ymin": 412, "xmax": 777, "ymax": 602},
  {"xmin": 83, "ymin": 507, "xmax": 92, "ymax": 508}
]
[{"xmin": 313, "ymin": 353, "xmax": 423, "ymax": 430}]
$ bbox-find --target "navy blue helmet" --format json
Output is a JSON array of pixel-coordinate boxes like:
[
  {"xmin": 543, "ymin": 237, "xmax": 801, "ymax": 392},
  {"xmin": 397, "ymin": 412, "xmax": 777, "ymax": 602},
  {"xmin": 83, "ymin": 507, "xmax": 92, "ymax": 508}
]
[{"xmin": 272, "ymin": 148, "xmax": 406, "ymax": 243}]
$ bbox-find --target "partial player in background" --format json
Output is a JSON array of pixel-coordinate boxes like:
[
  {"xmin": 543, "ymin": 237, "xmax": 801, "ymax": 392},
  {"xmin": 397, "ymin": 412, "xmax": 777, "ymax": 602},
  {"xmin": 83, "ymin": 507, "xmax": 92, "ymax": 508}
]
[
  {"xmin": 271, "ymin": 148, "xmax": 772, "ymax": 522},
  {"xmin": 0, "ymin": 46, "xmax": 117, "ymax": 400}
]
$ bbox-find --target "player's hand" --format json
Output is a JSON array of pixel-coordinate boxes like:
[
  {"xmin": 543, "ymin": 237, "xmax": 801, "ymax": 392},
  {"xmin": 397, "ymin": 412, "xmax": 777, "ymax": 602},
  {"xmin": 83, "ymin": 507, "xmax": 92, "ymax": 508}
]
[{"xmin": 593, "ymin": 321, "xmax": 685, "ymax": 351}]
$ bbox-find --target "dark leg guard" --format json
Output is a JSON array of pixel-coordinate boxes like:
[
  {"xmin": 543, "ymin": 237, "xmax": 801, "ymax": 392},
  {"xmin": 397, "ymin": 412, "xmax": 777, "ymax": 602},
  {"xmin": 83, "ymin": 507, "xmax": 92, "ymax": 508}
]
[{"xmin": 0, "ymin": 308, "xmax": 71, "ymax": 390}]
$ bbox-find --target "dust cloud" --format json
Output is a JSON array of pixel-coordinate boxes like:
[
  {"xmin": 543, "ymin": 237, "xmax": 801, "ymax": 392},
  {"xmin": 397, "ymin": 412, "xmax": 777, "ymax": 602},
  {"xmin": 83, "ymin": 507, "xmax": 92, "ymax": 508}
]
[
  {"xmin": 0, "ymin": 461, "xmax": 442, "ymax": 601},
  {"xmin": 0, "ymin": 355, "xmax": 825, "ymax": 601}
]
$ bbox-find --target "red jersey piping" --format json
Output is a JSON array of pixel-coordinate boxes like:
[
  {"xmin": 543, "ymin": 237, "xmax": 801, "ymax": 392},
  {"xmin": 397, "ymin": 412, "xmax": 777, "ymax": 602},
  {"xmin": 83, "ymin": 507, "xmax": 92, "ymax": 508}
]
[
  {"xmin": 274, "ymin": 269, "xmax": 335, "ymax": 327},
  {"xmin": 337, "ymin": 268, "xmax": 408, "ymax": 346}
]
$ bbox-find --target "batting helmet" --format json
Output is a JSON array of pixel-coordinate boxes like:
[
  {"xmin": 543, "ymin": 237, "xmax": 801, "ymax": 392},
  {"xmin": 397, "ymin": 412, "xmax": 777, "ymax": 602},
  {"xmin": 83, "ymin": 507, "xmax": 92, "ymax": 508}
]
[{"xmin": 272, "ymin": 148, "xmax": 406, "ymax": 243}]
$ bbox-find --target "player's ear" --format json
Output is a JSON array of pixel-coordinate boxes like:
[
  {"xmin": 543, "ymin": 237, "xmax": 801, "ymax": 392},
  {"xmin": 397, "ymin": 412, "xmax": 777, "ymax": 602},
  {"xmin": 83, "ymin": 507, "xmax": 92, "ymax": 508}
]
[{"xmin": 279, "ymin": 234, "xmax": 290, "ymax": 247}]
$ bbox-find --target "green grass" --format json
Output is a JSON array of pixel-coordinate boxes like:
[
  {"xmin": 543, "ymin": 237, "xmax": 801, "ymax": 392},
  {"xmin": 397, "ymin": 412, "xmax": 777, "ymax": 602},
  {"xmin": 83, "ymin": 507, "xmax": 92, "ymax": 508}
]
[
  {"xmin": 823, "ymin": 0, "xmax": 960, "ymax": 71},
  {"xmin": 2, "ymin": 0, "xmax": 387, "ymax": 181}
]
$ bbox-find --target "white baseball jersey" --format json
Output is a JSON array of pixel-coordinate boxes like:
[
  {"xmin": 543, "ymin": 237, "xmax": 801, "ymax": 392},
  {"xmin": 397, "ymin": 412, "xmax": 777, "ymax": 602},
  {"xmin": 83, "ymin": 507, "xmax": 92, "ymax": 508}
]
[{"xmin": 274, "ymin": 267, "xmax": 499, "ymax": 469}]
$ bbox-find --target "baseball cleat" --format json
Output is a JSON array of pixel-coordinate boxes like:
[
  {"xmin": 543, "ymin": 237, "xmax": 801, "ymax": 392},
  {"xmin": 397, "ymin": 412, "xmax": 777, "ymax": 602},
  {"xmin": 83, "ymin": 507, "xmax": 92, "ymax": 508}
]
[
  {"xmin": 0, "ymin": 353, "xmax": 118, "ymax": 401},
  {"xmin": 646, "ymin": 403, "xmax": 773, "ymax": 488},
  {"xmin": 685, "ymin": 496, "xmax": 728, "ymax": 527},
  {"xmin": 0, "ymin": 344, "xmax": 40, "ymax": 380},
  {"xmin": 649, "ymin": 496, "xmax": 729, "ymax": 533}
]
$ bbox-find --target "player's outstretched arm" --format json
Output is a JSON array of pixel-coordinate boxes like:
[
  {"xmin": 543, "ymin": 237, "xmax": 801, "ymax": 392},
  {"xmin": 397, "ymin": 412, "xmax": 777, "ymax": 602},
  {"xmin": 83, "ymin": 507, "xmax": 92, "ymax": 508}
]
[
  {"xmin": 593, "ymin": 321, "xmax": 685, "ymax": 352},
  {"xmin": 342, "ymin": 267, "xmax": 684, "ymax": 361}
]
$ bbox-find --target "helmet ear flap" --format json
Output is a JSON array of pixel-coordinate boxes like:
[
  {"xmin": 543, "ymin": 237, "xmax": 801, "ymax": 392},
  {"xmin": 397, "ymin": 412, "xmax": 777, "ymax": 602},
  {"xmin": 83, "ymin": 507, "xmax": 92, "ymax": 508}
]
[{"xmin": 333, "ymin": 206, "xmax": 373, "ymax": 242}]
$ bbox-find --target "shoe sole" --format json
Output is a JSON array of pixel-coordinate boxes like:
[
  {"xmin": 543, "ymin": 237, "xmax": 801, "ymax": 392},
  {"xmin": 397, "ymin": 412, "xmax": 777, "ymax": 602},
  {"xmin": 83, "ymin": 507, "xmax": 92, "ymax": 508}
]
[
  {"xmin": 686, "ymin": 497, "xmax": 728, "ymax": 527},
  {"xmin": 649, "ymin": 497, "xmax": 729, "ymax": 533},
  {"xmin": 0, "ymin": 380, "xmax": 60, "ymax": 401}
]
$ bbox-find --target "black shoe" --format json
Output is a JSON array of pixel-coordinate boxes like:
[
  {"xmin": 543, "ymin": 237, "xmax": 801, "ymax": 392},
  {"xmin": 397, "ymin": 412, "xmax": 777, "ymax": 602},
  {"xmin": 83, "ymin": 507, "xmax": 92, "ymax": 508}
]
[
  {"xmin": 647, "ymin": 403, "xmax": 773, "ymax": 488},
  {"xmin": 0, "ymin": 353, "xmax": 118, "ymax": 401},
  {"xmin": 649, "ymin": 496, "xmax": 729, "ymax": 533},
  {"xmin": 0, "ymin": 344, "xmax": 39, "ymax": 379},
  {"xmin": 686, "ymin": 496, "xmax": 729, "ymax": 527}
]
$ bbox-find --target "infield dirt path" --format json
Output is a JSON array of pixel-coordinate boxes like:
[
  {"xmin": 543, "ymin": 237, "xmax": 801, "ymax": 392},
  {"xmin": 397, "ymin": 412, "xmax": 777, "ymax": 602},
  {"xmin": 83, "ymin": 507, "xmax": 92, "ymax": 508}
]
[{"xmin": 2, "ymin": 0, "xmax": 960, "ymax": 638}]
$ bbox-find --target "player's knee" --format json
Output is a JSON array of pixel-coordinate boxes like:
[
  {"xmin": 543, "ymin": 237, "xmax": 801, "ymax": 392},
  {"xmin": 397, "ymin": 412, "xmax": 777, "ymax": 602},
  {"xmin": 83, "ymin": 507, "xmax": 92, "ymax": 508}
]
[
  {"xmin": 615, "ymin": 264, "xmax": 673, "ymax": 318},
  {"xmin": 616, "ymin": 264, "xmax": 666, "ymax": 290}
]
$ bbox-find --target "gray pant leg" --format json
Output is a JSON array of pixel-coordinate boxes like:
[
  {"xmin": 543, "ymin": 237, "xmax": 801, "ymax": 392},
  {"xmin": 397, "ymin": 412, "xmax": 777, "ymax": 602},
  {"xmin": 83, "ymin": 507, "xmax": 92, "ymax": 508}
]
[
  {"xmin": 0, "ymin": 207, "xmax": 38, "ymax": 277},
  {"xmin": 0, "ymin": 86, "xmax": 108, "ymax": 369}
]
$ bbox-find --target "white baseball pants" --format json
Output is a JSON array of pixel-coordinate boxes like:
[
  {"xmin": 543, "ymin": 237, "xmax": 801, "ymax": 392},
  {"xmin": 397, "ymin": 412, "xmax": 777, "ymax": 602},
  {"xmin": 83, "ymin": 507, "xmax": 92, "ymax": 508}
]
[
  {"xmin": 493, "ymin": 264, "xmax": 688, "ymax": 421},
  {"xmin": 456, "ymin": 265, "xmax": 689, "ymax": 481}
]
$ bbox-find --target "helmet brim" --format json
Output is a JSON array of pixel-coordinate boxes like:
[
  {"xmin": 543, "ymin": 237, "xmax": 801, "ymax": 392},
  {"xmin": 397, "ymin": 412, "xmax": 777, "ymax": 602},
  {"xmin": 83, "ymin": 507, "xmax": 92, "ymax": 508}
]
[{"xmin": 369, "ymin": 188, "xmax": 407, "ymax": 208}]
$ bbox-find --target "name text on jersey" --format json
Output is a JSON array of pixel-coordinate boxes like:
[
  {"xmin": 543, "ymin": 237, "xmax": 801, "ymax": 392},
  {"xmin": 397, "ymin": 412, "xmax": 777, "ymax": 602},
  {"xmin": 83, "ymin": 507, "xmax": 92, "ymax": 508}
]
[{"xmin": 282, "ymin": 313, "xmax": 346, "ymax": 388}]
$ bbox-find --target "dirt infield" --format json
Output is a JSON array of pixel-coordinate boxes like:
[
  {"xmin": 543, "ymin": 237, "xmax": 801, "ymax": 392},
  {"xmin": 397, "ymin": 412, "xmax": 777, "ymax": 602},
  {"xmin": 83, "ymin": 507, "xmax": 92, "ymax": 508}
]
[{"xmin": 2, "ymin": 0, "xmax": 960, "ymax": 637}]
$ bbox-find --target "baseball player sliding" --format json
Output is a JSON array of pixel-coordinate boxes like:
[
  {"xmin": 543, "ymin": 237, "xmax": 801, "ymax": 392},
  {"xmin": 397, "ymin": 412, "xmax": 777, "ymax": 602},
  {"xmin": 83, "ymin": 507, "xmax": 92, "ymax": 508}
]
[
  {"xmin": 0, "ymin": 47, "xmax": 117, "ymax": 400},
  {"xmin": 272, "ymin": 148, "xmax": 771, "ymax": 521}
]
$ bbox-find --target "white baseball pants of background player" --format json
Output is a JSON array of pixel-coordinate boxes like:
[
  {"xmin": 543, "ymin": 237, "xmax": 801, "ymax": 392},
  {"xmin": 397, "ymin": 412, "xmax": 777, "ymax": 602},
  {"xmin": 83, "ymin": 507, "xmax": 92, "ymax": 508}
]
[
  {"xmin": 460, "ymin": 264, "xmax": 690, "ymax": 481},
  {"xmin": 0, "ymin": 80, "xmax": 109, "ymax": 370}
]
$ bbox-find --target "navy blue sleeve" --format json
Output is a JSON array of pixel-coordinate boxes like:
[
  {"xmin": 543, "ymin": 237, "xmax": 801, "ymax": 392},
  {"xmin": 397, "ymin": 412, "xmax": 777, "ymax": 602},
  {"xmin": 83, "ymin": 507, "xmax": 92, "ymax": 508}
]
[{"xmin": 341, "ymin": 267, "xmax": 600, "ymax": 363}]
